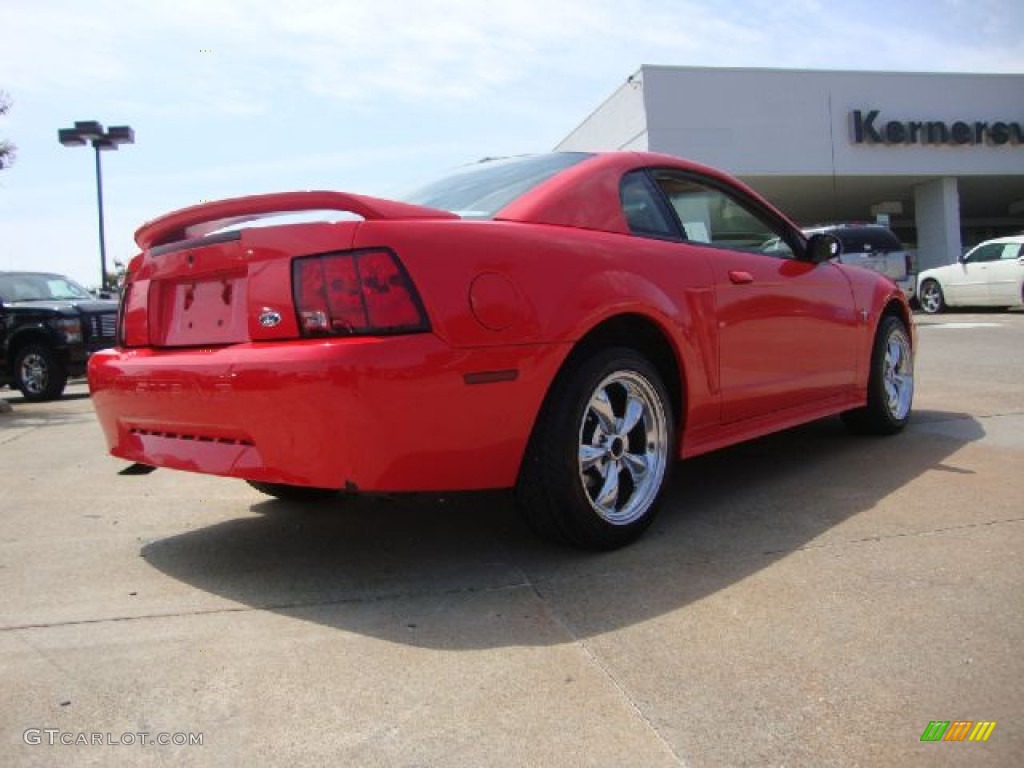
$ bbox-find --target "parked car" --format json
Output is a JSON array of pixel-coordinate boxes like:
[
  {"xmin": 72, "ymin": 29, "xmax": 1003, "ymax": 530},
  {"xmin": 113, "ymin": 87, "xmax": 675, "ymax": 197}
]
[
  {"xmin": 802, "ymin": 223, "xmax": 914, "ymax": 298},
  {"xmin": 917, "ymin": 235, "xmax": 1024, "ymax": 313},
  {"xmin": 1, "ymin": 271, "xmax": 119, "ymax": 401},
  {"xmin": 88, "ymin": 152, "xmax": 914, "ymax": 549}
]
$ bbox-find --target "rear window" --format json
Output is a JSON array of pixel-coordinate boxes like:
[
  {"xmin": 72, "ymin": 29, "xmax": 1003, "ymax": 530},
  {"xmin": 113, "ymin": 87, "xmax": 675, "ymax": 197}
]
[
  {"xmin": 400, "ymin": 153, "xmax": 592, "ymax": 219},
  {"xmin": 832, "ymin": 228, "xmax": 903, "ymax": 254}
]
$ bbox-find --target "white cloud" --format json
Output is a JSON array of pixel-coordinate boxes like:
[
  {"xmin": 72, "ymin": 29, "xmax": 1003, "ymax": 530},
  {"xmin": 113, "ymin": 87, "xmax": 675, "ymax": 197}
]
[{"xmin": 4, "ymin": 1, "xmax": 1022, "ymax": 114}]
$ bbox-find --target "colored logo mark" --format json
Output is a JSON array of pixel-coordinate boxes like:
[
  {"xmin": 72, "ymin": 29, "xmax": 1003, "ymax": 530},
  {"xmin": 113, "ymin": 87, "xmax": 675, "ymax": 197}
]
[{"xmin": 920, "ymin": 720, "xmax": 996, "ymax": 742}]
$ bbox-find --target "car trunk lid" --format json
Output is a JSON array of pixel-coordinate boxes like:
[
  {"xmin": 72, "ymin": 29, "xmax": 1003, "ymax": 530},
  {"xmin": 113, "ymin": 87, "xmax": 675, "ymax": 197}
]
[{"xmin": 123, "ymin": 191, "xmax": 456, "ymax": 348}]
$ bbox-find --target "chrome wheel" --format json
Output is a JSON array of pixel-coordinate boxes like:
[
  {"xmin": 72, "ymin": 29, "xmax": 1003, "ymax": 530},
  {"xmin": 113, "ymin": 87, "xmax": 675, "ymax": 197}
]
[
  {"xmin": 842, "ymin": 316, "xmax": 913, "ymax": 435},
  {"xmin": 13, "ymin": 344, "xmax": 67, "ymax": 402},
  {"xmin": 919, "ymin": 280, "xmax": 944, "ymax": 314},
  {"xmin": 18, "ymin": 352, "xmax": 48, "ymax": 397},
  {"xmin": 577, "ymin": 370, "xmax": 669, "ymax": 526},
  {"xmin": 517, "ymin": 347, "xmax": 675, "ymax": 549},
  {"xmin": 882, "ymin": 326, "xmax": 914, "ymax": 421}
]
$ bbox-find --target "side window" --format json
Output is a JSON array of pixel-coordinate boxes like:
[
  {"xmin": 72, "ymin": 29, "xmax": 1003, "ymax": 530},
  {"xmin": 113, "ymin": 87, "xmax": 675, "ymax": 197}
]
[
  {"xmin": 966, "ymin": 244, "xmax": 1002, "ymax": 263},
  {"xmin": 651, "ymin": 172, "xmax": 795, "ymax": 258},
  {"xmin": 999, "ymin": 243, "xmax": 1022, "ymax": 260},
  {"xmin": 620, "ymin": 172, "xmax": 677, "ymax": 239}
]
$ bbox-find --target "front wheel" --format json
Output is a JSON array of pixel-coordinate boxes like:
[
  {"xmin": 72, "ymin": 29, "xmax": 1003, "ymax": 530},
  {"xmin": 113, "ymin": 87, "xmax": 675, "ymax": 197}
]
[
  {"xmin": 14, "ymin": 345, "xmax": 68, "ymax": 402},
  {"xmin": 517, "ymin": 347, "xmax": 674, "ymax": 550},
  {"xmin": 842, "ymin": 316, "xmax": 914, "ymax": 435},
  {"xmin": 918, "ymin": 279, "xmax": 945, "ymax": 314}
]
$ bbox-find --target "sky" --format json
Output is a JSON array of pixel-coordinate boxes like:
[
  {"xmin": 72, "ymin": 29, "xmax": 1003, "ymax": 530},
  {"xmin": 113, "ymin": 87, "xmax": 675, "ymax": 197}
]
[{"xmin": 1, "ymin": 0, "xmax": 1022, "ymax": 289}]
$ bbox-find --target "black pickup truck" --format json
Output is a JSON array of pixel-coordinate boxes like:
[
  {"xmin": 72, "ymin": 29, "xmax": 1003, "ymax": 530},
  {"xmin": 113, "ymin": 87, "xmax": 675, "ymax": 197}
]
[{"xmin": 0, "ymin": 271, "xmax": 119, "ymax": 401}]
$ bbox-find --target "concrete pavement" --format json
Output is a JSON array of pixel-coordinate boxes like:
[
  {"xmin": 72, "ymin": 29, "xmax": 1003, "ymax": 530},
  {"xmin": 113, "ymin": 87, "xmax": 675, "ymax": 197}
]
[{"xmin": 1, "ymin": 311, "xmax": 1021, "ymax": 766}]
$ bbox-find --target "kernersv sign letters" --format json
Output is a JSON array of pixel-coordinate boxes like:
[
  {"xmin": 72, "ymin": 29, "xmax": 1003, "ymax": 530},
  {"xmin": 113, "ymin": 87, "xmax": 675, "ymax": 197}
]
[{"xmin": 851, "ymin": 110, "xmax": 1022, "ymax": 147}]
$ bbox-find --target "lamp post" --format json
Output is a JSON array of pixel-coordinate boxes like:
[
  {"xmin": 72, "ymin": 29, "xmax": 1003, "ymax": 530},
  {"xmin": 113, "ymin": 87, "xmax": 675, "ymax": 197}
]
[{"xmin": 58, "ymin": 121, "xmax": 135, "ymax": 293}]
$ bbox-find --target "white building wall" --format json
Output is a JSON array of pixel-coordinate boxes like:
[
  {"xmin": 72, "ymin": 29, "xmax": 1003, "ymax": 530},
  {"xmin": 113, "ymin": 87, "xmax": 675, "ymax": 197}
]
[
  {"xmin": 555, "ymin": 75, "xmax": 649, "ymax": 152},
  {"xmin": 641, "ymin": 66, "xmax": 836, "ymax": 175}
]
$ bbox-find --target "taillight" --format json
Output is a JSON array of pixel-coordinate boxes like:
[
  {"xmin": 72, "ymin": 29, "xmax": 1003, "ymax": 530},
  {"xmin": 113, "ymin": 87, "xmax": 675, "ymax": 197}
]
[{"xmin": 292, "ymin": 249, "xmax": 429, "ymax": 336}]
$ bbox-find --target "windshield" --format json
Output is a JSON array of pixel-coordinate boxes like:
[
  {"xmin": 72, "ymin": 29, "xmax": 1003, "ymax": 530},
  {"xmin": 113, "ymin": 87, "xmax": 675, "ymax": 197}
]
[
  {"xmin": 400, "ymin": 152, "xmax": 592, "ymax": 219},
  {"xmin": 0, "ymin": 273, "xmax": 94, "ymax": 302}
]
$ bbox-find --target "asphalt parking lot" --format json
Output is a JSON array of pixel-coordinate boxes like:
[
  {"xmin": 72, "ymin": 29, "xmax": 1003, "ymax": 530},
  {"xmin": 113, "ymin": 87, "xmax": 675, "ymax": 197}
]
[{"xmin": 2, "ymin": 310, "xmax": 1022, "ymax": 767}]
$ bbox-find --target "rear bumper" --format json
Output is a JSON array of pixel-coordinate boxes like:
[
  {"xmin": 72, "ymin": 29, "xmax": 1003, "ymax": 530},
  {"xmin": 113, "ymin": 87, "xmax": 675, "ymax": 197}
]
[{"xmin": 88, "ymin": 336, "xmax": 567, "ymax": 492}]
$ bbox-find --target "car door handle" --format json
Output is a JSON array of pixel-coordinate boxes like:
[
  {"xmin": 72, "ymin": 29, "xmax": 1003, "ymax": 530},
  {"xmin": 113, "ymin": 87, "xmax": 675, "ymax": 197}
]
[{"xmin": 728, "ymin": 270, "xmax": 754, "ymax": 285}]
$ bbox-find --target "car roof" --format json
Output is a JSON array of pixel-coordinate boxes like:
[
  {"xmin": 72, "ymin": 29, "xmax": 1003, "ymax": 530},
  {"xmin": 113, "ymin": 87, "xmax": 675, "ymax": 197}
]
[
  {"xmin": 495, "ymin": 151, "xmax": 800, "ymax": 236},
  {"xmin": 971, "ymin": 235, "xmax": 1024, "ymax": 246}
]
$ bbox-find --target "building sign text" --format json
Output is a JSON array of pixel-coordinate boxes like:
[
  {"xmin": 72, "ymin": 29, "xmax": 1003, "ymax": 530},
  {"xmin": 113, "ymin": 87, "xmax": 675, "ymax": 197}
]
[{"xmin": 851, "ymin": 110, "xmax": 1022, "ymax": 147}]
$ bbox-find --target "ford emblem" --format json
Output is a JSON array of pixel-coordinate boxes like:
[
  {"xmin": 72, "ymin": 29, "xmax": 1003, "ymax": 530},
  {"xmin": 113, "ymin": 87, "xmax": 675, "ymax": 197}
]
[{"xmin": 258, "ymin": 309, "xmax": 282, "ymax": 328}]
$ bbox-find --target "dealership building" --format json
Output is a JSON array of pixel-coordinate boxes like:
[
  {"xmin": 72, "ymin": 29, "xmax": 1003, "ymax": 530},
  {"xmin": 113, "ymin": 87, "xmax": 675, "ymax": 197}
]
[{"xmin": 556, "ymin": 66, "xmax": 1024, "ymax": 271}]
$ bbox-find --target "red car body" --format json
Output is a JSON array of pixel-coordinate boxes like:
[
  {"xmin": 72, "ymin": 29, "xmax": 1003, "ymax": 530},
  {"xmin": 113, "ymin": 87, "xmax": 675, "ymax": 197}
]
[{"xmin": 89, "ymin": 151, "xmax": 914, "ymax": 546}]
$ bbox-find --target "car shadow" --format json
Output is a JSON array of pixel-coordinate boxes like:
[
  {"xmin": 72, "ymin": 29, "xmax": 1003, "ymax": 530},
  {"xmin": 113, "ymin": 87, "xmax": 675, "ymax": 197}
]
[
  {"xmin": 141, "ymin": 411, "xmax": 983, "ymax": 649},
  {"xmin": 1, "ymin": 392, "xmax": 93, "ymax": 405},
  {"xmin": 914, "ymin": 306, "xmax": 1022, "ymax": 317}
]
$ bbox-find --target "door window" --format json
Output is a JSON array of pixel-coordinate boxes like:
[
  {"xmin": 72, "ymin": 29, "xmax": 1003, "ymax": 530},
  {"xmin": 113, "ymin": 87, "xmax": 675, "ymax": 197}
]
[
  {"xmin": 651, "ymin": 172, "xmax": 797, "ymax": 259},
  {"xmin": 965, "ymin": 243, "xmax": 1003, "ymax": 263},
  {"xmin": 998, "ymin": 243, "xmax": 1023, "ymax": 260}
]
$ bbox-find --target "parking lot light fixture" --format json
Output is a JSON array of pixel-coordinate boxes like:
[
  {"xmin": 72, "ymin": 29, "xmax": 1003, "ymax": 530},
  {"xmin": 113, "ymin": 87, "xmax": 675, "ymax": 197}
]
[{"xmin": 57, "ymin": 121, "xmax": 135, "ymax": 292}]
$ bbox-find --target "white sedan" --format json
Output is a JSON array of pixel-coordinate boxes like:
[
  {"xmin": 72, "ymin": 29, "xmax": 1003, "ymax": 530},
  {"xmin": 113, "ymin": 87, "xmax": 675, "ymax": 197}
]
[{"xmin": 917, "ymin": 235, "xmax": 1024, "ymax": 313}]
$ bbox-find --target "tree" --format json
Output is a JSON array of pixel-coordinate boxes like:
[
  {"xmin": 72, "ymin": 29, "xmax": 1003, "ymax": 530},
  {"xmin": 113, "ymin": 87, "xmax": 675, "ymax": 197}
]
[
  {"xmin": 1, "ymin": 90, "xmax": 15, "ymax": 171},
  {"xmin": 105, "ymin": 259, "xmax": 128, "ymax": 292}
]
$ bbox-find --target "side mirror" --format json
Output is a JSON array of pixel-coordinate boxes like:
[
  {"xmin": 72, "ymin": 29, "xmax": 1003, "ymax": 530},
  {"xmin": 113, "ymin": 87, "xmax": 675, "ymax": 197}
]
[{"xmin": 805, "ymin": 233, "xmax": 841, "ymax": 264}]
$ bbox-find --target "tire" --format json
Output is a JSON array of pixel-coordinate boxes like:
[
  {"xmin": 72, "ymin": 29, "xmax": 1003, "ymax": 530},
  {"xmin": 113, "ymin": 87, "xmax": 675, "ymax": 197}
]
[
  {"xmin": 14, "ymin": 344, "xmax": 68, "ymax": 402},
  {"xmin": 918, "ymin": 279, "xmax": 945, "ymax": 314},
  {"xmin": 246, "ymin": 481, "xmax": 340, "ymax": 502},
  {"xmin": 516, "ymin": 347, "xmax": 675, "ymax": 550},
  {"xmin": 842, "ymin": 316, "xmax": 914, "ymax": 435}
]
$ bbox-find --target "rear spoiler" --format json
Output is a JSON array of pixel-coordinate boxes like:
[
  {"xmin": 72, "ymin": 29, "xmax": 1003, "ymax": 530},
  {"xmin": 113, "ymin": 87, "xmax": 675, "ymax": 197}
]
[{"xmin": 135, "ymin": 191, "xmax": 458, "ymax": 250}]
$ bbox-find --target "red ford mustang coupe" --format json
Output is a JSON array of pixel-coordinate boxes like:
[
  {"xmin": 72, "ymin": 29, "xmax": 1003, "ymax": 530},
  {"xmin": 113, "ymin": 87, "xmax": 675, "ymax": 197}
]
[{"xmin": 89, "ymin": 151, "xmax": 915, "ymax": 549}]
